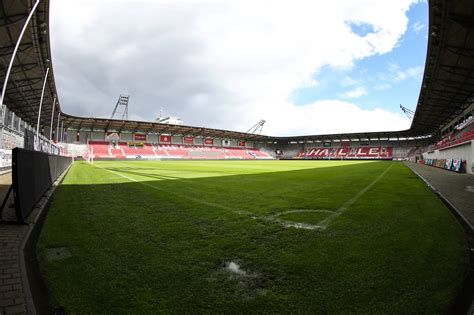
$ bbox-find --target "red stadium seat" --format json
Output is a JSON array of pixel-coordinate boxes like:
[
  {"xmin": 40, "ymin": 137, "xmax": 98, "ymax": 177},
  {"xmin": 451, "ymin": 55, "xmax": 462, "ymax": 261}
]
[{"xmin": 88, "ymin": 141, "xmax": 272, "ymax": 160}]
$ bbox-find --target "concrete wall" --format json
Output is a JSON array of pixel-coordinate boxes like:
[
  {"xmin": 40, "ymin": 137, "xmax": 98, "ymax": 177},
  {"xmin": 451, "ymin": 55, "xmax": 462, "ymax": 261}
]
[
  {"xmin": 422, "ymin": 141, "xmax": 474, "ymax": 174},
  {"xmin": 171, "ymin": 136, "xmax": 182, "ymax": 144},
  {"xmin": 91, "ymin": 131, "xmax": 105, "ymax": 140},
  {"xmin": 120, "ymin": 133, "xmax": 132, "ymax": 141},
  {"xmin": 147, "ymin": 134, "xmax": 159, "ymax": 143},
  {"xmin": 41, "ymin": 126, "xmax": 71, "ymax": 142},
  {"xmin": 194, "ymin": 137, "xmax": 203, "ymax": 145},
  {"xmin": 66, "ymin": 129, "xmax": 75, "ymax": 142}
]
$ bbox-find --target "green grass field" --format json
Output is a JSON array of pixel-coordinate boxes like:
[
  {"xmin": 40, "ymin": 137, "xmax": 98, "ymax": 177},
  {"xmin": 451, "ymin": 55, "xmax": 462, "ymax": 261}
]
[{"xmin": 38, "ymin": 160, "xmax": 468, "ymax": 313}]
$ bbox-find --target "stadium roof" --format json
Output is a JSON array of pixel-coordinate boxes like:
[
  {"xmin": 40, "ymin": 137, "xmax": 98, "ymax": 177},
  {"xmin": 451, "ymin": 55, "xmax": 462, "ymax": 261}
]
[
  {"xmin": 0, "ymin": 0, "xmax": 473, "ymax": 142},
  {"xmin": 0, "ymin": 0, "xmax": 57, "ymax": 126},
  {"xmin": 62, "ymin": 114, "xmax": 270, "ymax": 141},
  {"xmin": 410, "ymin": 0, "xmax": 474, "ymax": 135}
]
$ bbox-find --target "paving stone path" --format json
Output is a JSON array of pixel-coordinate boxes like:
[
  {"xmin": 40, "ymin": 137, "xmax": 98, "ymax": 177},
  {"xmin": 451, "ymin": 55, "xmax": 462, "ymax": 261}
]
[
  {"xmin": 404, "ymin": 161, "xmax": 474, "ymax": 230},
  {"xmin": 0, "ymin": 173, "xmax": 29, "ymax": 315}
]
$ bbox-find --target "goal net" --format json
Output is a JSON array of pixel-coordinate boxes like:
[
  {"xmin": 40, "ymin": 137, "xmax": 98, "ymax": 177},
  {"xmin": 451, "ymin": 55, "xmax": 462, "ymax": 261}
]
[{"xmin": 83, "ymin": 146, "xmax": 94, "ymax": 164}]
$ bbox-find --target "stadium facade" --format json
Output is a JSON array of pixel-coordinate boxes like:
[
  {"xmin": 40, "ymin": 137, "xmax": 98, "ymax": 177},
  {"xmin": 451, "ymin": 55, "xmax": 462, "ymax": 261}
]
[{"xmin": 0, "ymin": 0, "xmax": 473, "ymax": 172}]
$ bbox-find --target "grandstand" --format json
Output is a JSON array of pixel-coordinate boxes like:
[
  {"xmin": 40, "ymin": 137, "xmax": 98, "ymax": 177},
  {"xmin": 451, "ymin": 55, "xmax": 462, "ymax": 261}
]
[
  {"xmin": 87, "ymin": 141, "xmax": 272, "ymax": 160},
  {"xmin": 0, "ymin": 1, "xmax": 471, "ymax": 169},
  {"xmin": 297, "ymin": 146, "xmax": 393, "ymax": 160},
  {"xmin": 0, "ymin": 0, "xmax": 473, "ymax": 313}
]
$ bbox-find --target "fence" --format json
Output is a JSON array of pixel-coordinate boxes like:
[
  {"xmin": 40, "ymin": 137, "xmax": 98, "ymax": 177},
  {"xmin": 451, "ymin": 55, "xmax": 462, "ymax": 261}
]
[{"xmin": 12, "ymin": 148, "xmax": 72, "ymax": 222}]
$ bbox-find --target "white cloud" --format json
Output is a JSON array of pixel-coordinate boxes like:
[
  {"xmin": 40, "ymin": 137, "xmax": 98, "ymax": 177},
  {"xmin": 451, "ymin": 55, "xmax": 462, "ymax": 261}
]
[
  {"xmin": 340, "ymin": 76, "xmax": 361, "ymax": 87},
  {"xmin": 405, "ymin": 66, "xmax": 424, "ymax": 77},
  {"xmin": 377, "ymin": 62, "xmax": 423, "ymax": 83},
  {"xmin": 340, "ymin": 87, "xmax": 367, "ymax": 99},
  {"xmin": 50, "ymin": 0, "xmax": 419, "ymax": 136},
  {"xmin": 263, "ymin": 100, "xmax": 411, "ymax": 136},
  {"xmin": 373, "ymin": 83, "xmax": 392, "ymax": 90},
  {"xmin": 412, "ymin": 21, "xmax": 425, "ymax": 34},
  {"xmin": 395, "ymin": 65, "xmax": 424, "ymax": 82}
]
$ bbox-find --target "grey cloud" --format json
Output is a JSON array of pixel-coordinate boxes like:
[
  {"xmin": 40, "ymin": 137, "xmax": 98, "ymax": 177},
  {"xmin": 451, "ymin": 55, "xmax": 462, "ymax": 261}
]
[{"xmin": 52, "ymin": 3, "xmax": 244, "ymax": 129}]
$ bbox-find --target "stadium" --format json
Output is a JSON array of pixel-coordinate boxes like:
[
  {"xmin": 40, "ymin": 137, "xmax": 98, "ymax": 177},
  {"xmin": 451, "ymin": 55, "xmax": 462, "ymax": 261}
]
[{"xmin": 0, "ymin": 0, "xmax": 473, "ymax": 314}]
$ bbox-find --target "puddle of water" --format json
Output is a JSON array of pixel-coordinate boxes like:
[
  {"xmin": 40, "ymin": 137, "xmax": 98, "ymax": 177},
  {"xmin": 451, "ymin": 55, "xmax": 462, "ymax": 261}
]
[
  {"xmin": 281, "ymin": 221, "xmax": 324, "ymax": 230},
  {"xmin": 268, "ymin": 209, "xmax": 331, "ymax": 230},
  {"xmin": 208, "ymin": 260, "xmax": 268, "ymax": 300},
  {"xmin": 225, "ymin": 261, "xmax": 247, "ymax": 276}
]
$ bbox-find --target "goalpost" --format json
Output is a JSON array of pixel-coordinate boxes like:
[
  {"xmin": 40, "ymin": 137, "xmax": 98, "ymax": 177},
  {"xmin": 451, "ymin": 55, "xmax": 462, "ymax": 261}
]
[
  {"xmin": 84, "ymin": 146, "xmax": 94, "ymax": 164},
  {"xmin": 83, "ymin": 140, "xmax": 94, "ymax": 164}
]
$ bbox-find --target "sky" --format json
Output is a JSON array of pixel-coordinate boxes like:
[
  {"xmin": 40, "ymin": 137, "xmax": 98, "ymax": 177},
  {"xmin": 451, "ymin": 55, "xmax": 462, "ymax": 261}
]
[{"xmin": 50, "ymin": 0, "xmax": 428, "ymax": 136}]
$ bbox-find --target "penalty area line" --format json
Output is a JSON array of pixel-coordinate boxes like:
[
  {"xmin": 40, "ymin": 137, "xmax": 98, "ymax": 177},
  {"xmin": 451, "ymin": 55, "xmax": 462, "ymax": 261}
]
[{"xmin": 316, "ymin": 163, "xmax": 394, "ymax": 230}]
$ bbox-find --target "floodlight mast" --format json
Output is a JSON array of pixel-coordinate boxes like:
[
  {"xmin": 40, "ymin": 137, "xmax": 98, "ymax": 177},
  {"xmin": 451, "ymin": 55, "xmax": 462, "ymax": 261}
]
[
  {"xmin": 400, "ymin": 104, "xmax": 415, "ymax": 120},
  {"xmin": 110, "ymin": 95, "xmax": 130, "ymax": 120},
  {"xmin": 246, "ymin": 119, "xmax": 266, "ymax": 134}
]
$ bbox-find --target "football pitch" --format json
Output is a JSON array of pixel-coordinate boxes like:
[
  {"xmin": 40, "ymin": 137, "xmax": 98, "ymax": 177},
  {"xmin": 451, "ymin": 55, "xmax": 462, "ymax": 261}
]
[{"xmin": 38, "ymin": 160, "xmax": 468, "ymax": 313}]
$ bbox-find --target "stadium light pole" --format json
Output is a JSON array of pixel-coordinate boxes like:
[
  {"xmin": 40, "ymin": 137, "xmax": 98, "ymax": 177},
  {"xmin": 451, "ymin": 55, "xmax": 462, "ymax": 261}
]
[
  {"xmin": 0, "ymin": 0, "xmax": 42, "ymax": 118},
  {"xmin": 60, "ymin": 121, "xmax": 64, "ymax": 142},
  {"xmin": 35, "ymin": 67, "xmax": 50, "ymax": 142},
  {"xmin": 56, "ymin": 112, "xmax": 60, "ymax": 142},
  {"xmin": 49, "ymin": 96, "xmax": 56, "ymax": 140}
]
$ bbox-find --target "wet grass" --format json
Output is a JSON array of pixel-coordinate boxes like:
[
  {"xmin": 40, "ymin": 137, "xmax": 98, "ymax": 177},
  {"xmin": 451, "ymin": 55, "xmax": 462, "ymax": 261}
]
[
  {"xmin": 277, "ymin": 210, "xmax": 332, "ymax": 225},
  {"xmin": 38, "ymin": 160, "xmax": 468, "ymax": 313}
]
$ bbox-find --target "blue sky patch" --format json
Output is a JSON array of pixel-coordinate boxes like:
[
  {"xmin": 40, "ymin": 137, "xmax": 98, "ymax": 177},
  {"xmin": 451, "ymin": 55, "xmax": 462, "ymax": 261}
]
[
  {"xmin": 290, "ymin": 1, "xmax": 428, "ymax": 115},
  {"xmin": 347, "ymin": 21, "xmax": 375, "ymax": 37}
]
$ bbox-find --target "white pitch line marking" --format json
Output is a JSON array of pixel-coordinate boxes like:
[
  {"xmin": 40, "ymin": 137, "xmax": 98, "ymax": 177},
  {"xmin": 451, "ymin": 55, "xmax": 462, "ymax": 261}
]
[
  {"xmin": 95, "ymin": 165, "xmax": 253, "ymax": 216},
  {"xmin": 267, "ymin": 209, "xmax": 334, "ymax": 230},
  {"xmin": 270, "ymin": 209, "xmax": 334, "ymax": 217},
  {"xmin": 316, "ymin": 163, "xmax": 394, "ymax": 230},
  {"xmin": 94, "ymin": 163, "xmax": 393, "ymax": 232}
]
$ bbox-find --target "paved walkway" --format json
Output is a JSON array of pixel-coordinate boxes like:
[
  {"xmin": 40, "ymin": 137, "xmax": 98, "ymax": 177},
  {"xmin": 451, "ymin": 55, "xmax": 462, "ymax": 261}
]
[
  {"xmin": 404, "ymin": 162, "xmax": 474, "ymax": 230},
  {"xmin": 0, "ymin": 173, "xmax": 29, "ymax": 315}
]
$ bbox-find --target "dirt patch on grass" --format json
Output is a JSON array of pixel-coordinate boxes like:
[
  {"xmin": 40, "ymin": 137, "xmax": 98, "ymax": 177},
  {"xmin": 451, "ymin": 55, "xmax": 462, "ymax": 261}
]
[{"xmin": 207, "ymin": 260, "xmax": 270, "ymax": 300}]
